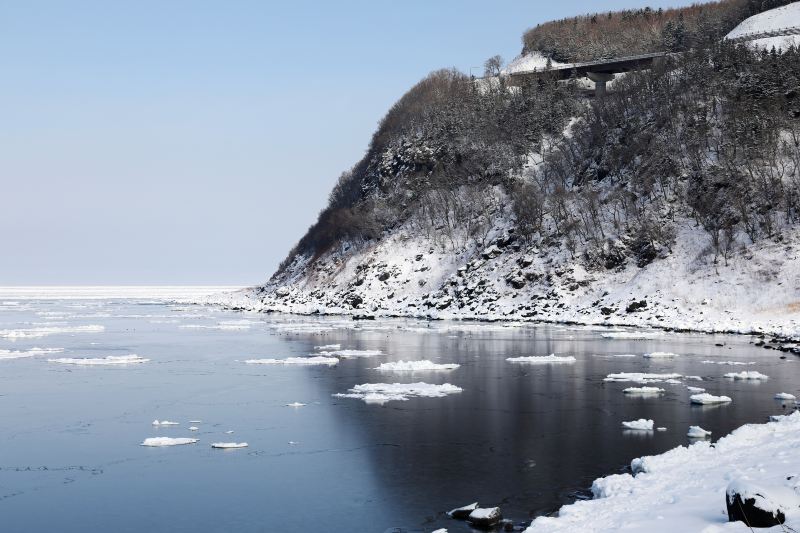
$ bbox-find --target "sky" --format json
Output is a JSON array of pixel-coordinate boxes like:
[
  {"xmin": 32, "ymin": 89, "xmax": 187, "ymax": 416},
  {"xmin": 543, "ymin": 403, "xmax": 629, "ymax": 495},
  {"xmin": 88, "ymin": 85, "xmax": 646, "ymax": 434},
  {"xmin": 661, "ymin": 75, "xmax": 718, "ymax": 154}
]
[{"xmin": 1, "ymin": 0, "xmax": 685, "ymax": 286}]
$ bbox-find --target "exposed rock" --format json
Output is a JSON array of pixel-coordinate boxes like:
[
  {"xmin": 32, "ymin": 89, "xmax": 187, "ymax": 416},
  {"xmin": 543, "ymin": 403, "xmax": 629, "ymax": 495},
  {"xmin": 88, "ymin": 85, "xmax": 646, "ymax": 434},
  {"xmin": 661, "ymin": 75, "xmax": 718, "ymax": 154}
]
[
  {"xmin": 447, "ymin": 502, "xmax": 478, "ymax": 519},
  {"xmin": 626, "ymin": 300, "xmax": 648, "ymax": 313},
  {"xmin": 468, "ymin": 507, "xmax": 502, "ymax": 528},
  {"xmin": 726, "ymin": 480, "xmax": 799, "ymax": 527}
]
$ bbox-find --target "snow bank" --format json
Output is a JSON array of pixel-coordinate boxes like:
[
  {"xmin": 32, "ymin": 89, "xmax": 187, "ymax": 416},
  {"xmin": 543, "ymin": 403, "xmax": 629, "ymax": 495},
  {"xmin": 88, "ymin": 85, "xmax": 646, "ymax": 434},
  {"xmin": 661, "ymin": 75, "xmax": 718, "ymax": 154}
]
[
  {"xmin": 0, "ymin": 325, "xmax": 104, "ymax": 339},
  {"xmin": 244, "ymin": 356, "xmax": 339, "ymax": 366},
  {"xmin": 375, "ymin": 360, "xmax": 460, "ymax": 371},
  {"xmin": 604, "ymin": 372, "xmax": 682, "ymax": 383},
  {"xmin": 141, "ymin": 437, "xmax": 198, "ymax": 447},
  {"xmin": 727, "ymin": 2, "xmax": 800, "ymax": 50},
  {"xmin": 506, "ymin": 355, "xmax": 577, "ymax": 364},
  {"xmin": 622, "ymin": 387, "xmax": 664, "ymax": 395},
  {"xmin": 690, "ymin": 393, "xmax": 732, "ymax": 405},
  {"xmin": 526, "ymin": 413, "xmax": 800, "ymax": 532},
  {"xmin": 725, "ymin": 371, "xmax": 769, "ymax": 380},
  {"xmin": 622, "ymin": 419, "xmax": 654, "ymax": 431},
  {"xmin": 334, "ymin": 382, "xmax": 463, "ymax": 404},
  {"xmin": 48, "ymin": 354, "xmax": 149, "ymax": 366},
  {"xmin": 211, "ymin": 442, "xmax": 248, "ymax": 449}
]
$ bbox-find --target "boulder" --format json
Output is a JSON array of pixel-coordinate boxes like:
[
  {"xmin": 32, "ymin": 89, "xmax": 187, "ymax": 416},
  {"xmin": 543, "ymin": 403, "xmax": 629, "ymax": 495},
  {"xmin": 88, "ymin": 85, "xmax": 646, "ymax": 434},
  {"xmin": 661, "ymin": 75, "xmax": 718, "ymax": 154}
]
[
  {"xmin": 726, "ymin": 480, "xmax": 800, "ymax": 527},
  {"xmin": 468, "ymin": 507, "xmax": 502, "ymax": 528},
  {"xmin": 447, "ymin": 502, "xmax": 478, "ymax": 520},
  {"xmin": 481, "ymin": 245, "xmax": 502, "ymax": 260}
]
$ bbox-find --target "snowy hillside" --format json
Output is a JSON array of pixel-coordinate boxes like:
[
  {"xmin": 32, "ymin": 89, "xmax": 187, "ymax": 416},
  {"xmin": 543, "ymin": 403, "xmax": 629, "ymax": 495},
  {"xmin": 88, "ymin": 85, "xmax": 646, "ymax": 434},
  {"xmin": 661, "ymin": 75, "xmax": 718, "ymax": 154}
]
[{"xmin": 727, "ymin": 1, "xmax": 800, "ymax": 49}]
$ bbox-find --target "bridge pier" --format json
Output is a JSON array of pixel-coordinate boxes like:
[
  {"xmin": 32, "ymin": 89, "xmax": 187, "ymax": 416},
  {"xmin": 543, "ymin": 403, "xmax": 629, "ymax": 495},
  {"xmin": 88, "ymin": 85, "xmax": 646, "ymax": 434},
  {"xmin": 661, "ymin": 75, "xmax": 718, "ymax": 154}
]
[{"xmin": 587, "ymin": 72, "xmax": 615, "ymax": 97}]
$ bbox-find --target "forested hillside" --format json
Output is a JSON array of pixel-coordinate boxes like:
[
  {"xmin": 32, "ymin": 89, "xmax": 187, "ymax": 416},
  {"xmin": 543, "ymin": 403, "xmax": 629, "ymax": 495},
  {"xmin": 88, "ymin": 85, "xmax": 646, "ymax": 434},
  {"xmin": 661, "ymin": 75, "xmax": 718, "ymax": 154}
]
[{"xmin": 216, "ymin": 1, "xmax": 800, "ymax": 340}]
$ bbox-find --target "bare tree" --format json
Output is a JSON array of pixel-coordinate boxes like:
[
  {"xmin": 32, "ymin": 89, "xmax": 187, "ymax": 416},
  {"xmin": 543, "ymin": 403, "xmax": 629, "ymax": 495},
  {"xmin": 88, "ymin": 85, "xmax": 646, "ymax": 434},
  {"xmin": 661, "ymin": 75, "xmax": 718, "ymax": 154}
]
[{"xmin": 483, "ymin": 55, "xmax": 503, "ymax": 78}]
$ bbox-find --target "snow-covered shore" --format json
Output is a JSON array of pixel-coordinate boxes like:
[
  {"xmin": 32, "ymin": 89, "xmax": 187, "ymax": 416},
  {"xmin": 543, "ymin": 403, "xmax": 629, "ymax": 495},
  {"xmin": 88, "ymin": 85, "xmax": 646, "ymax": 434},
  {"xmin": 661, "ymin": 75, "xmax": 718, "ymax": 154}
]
[{"xmin": 526, "ymin": 411, "xmax": 800, "ymax": 532}]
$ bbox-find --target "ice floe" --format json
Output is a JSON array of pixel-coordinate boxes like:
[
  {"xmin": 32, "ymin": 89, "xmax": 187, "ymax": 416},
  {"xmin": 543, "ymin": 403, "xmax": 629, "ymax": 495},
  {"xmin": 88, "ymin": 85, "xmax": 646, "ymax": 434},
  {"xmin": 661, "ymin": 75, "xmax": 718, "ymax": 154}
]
[
  {"xmin": 141, "ymin": 437, "xmax": 198, "ymax": 447},
  {"xmin": 623, "ymin": 386, "xmax": 664, "ymax": 395},
  {"xmin": 211, "ymin": 442, "xmax": 248, "ymax": 449},
  {"xmin": 0, "ymin": 347, "xmax": 63, "ymax": 360},
  {"xmin": 244, "ymin": 356, "xmax": 339, "ymax": 366},
  {"xmin": 686, "ymin": 426, "xmax": 712, "ymax": 438},
  {"xmin": 376, "ymin": 360, "xmax": 460, "ymax": 371},
  {"xmin": 724, "ymin": 371, "xmax": 769, "ymax": 380},
  {"xmin": 622, "ymin": 419, "xmax": 654, "ymax": 431},
  {"xmin": 775, "ymin": 392, "xmax": 797, "ymax": 401},
  {"xmin": 687, "ymin": 386, "xmax": 706, "ymax": 393},
  {"xmin": 604, "ymin": 372, "xmax": 682, "ymax": 383},
  {"xmin": 314, "ymin": 344, "xmax": 341, "ymax": 350},
  {"xmin": 701, "ymin": 360, "xmax": 755, "ymax": 365},
  {"xmin": 334, "ymin": 382, "xmax": 463, "ymax": 404},
  {"xmin": 506, "ymin": 355, "xmax": 576, "ymax": 364},
  {"xmin": 286, "ymin": 402, "xmax": 306, "ymax": 407},
  {"xmin": 317, "ymin": 349, "xmax": 383, "ymax": 358},
  {"xmin": 152, "ymin": 420, "xmax": 180, "ymax": 426},
  {"xmin": 48, "ymin": 354, "xmax": 149, "ymax": 365},
  {"xmin": 690, "ymin": 393, "xmax": 732, "ymax": 405},
  {"xmin": 643, "ymin": 351, "xmax": 679, "ymax": 358},
  {"xmin": 189, "ymin": 426, "xmax": 199, "ymax": 431},
  {"xmin": 600, "ymin": 331, "xmax": 662, "ymax": 340},
  {"xmin": 0, "ymin": 325, "xmax": 104, "ymax": 339}
]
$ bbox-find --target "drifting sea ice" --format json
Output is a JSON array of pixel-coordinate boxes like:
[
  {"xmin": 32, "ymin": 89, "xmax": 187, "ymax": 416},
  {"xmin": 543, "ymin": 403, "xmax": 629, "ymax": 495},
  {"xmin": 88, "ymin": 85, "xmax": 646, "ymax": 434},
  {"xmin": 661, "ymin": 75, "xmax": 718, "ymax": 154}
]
[
  {"xmin": 623, "ymin": 387, "xmax": 665, "ymax": 395},
  {"xmin": 244, "ymin": 356, "xmax": 339, "ymax": 366},
  {"xmin": 724, "ymin": 371, "xmax": 769, "ymax": 380},
  {"xmin": 211, "ymin": 442, "xmax": 248, "ymax": 449},
  {"xmin": 600, "ymin": 331, "xmax": 663, "ymax": 340},
  {"xmin": 317, "ymin": 349, "xmax": 383, "ymax": 358},
  {"xmin": 376, "ymin": 360, "xmax": 460, "ymax": 371},
  {"xmin": 152, "ymin": 420, "xmax": 180, "ymax": 426},
  {"xmin": 0, "ymin": 347, "xmax": 63, "ymax": 360},
  {"xmin": 286, "ymin": 402, "xmax": 306, "ymax": 407},
  {"xmin": 775, "ymin": 392, "xmax": 797, "ymax": 400},
  {"xmin": 141, "ymin": 437, "xmax": 198, "ymax": 447},
  {"xmin": 622, "ymin": 419, "xmax": 654, "ymax": 431},
  {"xmin": 48, "ymin": 354, "xmax": 149, "ymax": 365},
  {"xmin": 686, "ymin": 426, "xmax": 712, "ymax": 438},
  {"xmin": 687, "ymin": 386, "xmax": 706, "ymax": 393},
  {"xmin": 0, "ymin": 324, "xmax": 104, "ymax": 339},
  {"xmin": 701, "ymin": 360, "xmax": 755, "ymax": 365},
  {"xmin": 314, "ymin": 344, "xmax": 341, "ymax": 350},
  {"xmin": 604, "ymin": 372, "xmax": 682, "ymax": 383},
  {"xmin": 643, "ymin": 352, "xmax": 680, "ymax": 358},
  {"xmin": 690, "ymin": 393, "xmax": 732, "ymax": 405},
  {"xmin": 506, "ymin": 355, "xmax": 577, "ymax": 364},
  {"xmin": 189, "ymin": 426, "xmax": 199, "ymax": 431},
  {"xmin": 334, "ymin": 382, "xmax": 463, "ymax": 404}
]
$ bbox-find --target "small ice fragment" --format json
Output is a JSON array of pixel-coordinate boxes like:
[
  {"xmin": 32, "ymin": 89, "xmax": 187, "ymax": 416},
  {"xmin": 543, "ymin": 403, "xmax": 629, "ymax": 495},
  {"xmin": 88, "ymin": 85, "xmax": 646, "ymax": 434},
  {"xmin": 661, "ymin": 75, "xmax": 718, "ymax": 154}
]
[
  {"xmin": 288, "ymin": 441, "xmax": 299, "ymax": 445},
  {"xmin": 775, "ymin": 392, "xmax": 797, "ymax": 400},
  {"xmin": 690, "ymin": 393, "xmax": 732, "ymax": 405},
  {"xmin": 447, "ymin": 502, "xmax": 479, "ymax": 519},
  {"xmin": 656, "ymin": 427, "xmax": 667, "ymax": 431},
  {"xmin": 49, "ymin": 354, "xmax": 149, "ymax": 366},
  {"xmin": 687, "ymin": 386, "xmax": 706, "ymax": 393},
  {"xmin": 141, "ymin": 437, "xmax": 198, "ymax": 447},
  {"xmin": 189, "ymin": 426, "xmax": 199, "ymax": 431},
  {"xmin": 286, "ymin": 402, "xmax": 306, "ymax": 407},
  {"xmin": 211, "ymin": 442, "xmax": 248, "ymax": 449},
  {"xmin": 316, "ymin": 349, "xmax": 382, "ymax": 358},
  {"xmin": 334, "ymin": 382, "xmax": 463, "ymax": 404},
  {"xmin": 687, "ymin": 426, "xmax": 712, "ymax": 438},
  {"xmin": 152, "ymin": 420, "xmax": 180, "ymax": 426},
  {"xmin": 724, "ymin": 371, "xmax": 769, "ymax": 380},
  {"xmin": 685, "ymin": 376, "xmax": 703, "ymax": 381},
  {"xmin": 376, "ymin": 360, "xmax": 460, "ymax": 371},
  {"xmin": 623, "ymin": 386, "xmax": 664, "ymax": 395},
  {"xmin": 314, "ymin": 344, "xmax": 341, "ymax": 350},
  {"xmin": 506, "ymin": 354, "xmax": 576, "ymax": 364},
  {"xmin": 225, "ymin": 430, "xmax": 234, "ymax": 434},
  {"xmin": 643, "ymin": 351, "xmax": 679, "ymax": 358},
  {"xmin": 622, "ymin": 419, "xmax": 654, "ymax": 431},
  {"xmin": 244, "ymin": 356, "xmax": 339, "ymax": 366},
  {"xmin": 189, "ymin": 420, "xmax": 202, "ymax": 423}
]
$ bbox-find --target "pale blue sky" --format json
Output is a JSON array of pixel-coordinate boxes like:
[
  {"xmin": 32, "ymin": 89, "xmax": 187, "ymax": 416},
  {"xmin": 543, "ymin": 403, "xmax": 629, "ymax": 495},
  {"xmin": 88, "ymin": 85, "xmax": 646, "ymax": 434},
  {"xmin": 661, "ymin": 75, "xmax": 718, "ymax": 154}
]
[{"xmin": 1, "ymin": 0, "xmax": 684, "ymax": 285}]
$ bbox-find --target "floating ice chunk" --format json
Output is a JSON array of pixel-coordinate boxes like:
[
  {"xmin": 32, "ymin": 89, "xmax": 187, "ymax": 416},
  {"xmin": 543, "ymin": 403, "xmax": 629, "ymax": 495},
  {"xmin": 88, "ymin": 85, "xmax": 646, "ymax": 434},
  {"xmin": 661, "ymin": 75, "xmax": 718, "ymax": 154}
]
[
  {"xmin": 663, "ymin": 379, "xmax": 682, "ymax": 384},
  {"xmin": 317, "ymin": 349, "xmax": 382, "ymax": 358},
  {"xmin": 623, "ymin": 387, "xmax": 665, "ymax": 395},
  {"xmin": 0, "ymin": 347, "xmax": 63, "ymax": 360},
  {"xmin": 701, "ymin": 360, "xmax": 755, "ymax": 366},
  {"xmin": 0, "ymin": 325, "xmax": 104, "ymax": 339},
  {"xmin": 432, "ymin": 529, "xmax": 448, "ymax": 533},
  {"xmin": 775, "ymin": 392, "xmax": 797, "ymax": 401},
  {"xmin": 687, "ymin": 426, "xmax": 712, "ymax": 438},
  {"xmin": 656, "ymin": 427, "xmax": 667, "ymax": 431},
  {"xmin": 376, "ymin": 360, "xmax": 460, "ymax": 371},
  {"xmin": 224, "ymin": 430, "xmax": 234, "ymax": 434},
  {"xmin": 601, "ymin": 331, "xmax": 662, "ymax": 340},
  {"xmin": 152, "ymin": 420, "xmax": 180, "ymax": 426},
  {"xmin": 685, "ymin": 376, "xmax": 703, "ymax": 381},
  {"xmin": 448, "ymin": 502, "xmax": 479, "ymax": 519},
  {"xmin": 604, "ymin": 372, "xmax": 682, "ymax": 383},
  {"xmin": 211, "ymin": 442, "xmax": 248, "ymax": 449},
  {"xmin": 608, "ymin": 354, "xmax": 638, "ymax": 358},
  {"xmin": 314, "ymin": 344, "xmax": 341, "ymax": 350},
  {"xmin": 141, "ymin": 437, "xmax": 198, "ymax": 447},
  {"xmin": 643, "ymin": 352, "xmax": 680, "ymax": 358},
  {"xmin": 286, "ymin": 402, "xmax": 306, "ymax": 407},
  {"xmin": 334, "ymin": 382, "xmax": 463, "ymax": 404},
  {"xmin": 622, "ymin": 419, "xmax": 654, "ymax": 431},
  {"xmin": 506, "ymin": 355, "xmax": 576, "ymax": 364},
  {"xmin": 687, "ymin": 386, "xmax": 706, "ymax": 393},
  {"xmin": 189, "ymin": 420, "xmax": 202, "ymax": 423},
  {"xmin": 691, "ymin": 393, "xmax": 732, "ymax": 405},
  {"xmin": 189, "ymin": 426, "xmax": 199, "ymax": 431},
  {"xmin": 48, "ymin": 354, "xmax": 149, "ymax": 365},
  {"xmin": 725, "ymin": 371, "xmax": 769, "ymax": 380},
  {"xmin": 244, "ymin": 356, "xmax": 339, "ymax": 366}
]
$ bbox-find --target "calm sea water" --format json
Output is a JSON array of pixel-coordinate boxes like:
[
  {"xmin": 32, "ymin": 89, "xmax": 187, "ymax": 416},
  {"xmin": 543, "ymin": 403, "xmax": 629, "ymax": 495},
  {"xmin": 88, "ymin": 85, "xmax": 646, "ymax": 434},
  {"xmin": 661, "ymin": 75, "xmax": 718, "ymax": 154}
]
[{"xmin": 0, "ymin": 296, "xmax": 795, "ymax": 532}]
